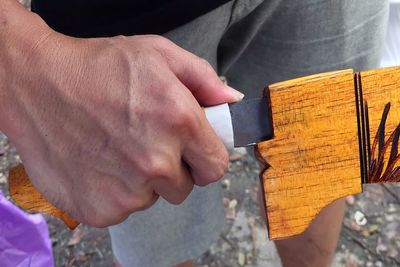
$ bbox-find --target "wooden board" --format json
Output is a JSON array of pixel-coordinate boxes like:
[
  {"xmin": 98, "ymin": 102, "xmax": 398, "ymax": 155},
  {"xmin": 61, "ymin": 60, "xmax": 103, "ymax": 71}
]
[
  {"xmin": 360, "ymin": 67, "xmax": 400, "ymax": 183},
  {"xmin": 257, "ymin": 69, "xmax": 363, "ymax": 240}
]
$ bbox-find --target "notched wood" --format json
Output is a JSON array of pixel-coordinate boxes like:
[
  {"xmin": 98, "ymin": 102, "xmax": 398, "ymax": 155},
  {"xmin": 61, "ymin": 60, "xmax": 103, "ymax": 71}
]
[{"xmin": 257, "ymin": 69, "xmax": 362, "ymax": 240}]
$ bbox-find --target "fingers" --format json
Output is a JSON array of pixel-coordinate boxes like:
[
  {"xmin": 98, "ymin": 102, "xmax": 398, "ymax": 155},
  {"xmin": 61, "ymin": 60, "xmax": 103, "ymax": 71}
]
[
  {"xmin": 182, "ymin": 106, "xmax": 229, "ymax": 186},
  {"xmin": 152, "ymin": 159, "xmax": 194, "ymax": 205},
  {"xmin": 153, "ymin": 37, "xmax": 244, "ymax": 106},
  {"xmin": 159, "ymin": 76, "xmax": 229, "ymax": 187},
  {"xmin": 74, "ymin": 173, "xmax": 159, "ymax": 227}
]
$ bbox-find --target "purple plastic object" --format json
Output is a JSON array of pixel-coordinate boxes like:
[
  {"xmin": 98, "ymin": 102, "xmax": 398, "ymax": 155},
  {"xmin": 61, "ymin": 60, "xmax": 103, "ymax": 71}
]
[{"xmin": 0, "ymin": 191, "xmax": 54, "ymax": 267}]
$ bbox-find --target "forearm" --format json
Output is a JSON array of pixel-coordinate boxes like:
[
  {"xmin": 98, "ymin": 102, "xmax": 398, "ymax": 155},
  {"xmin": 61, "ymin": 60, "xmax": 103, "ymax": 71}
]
[{"xmin": 0, "ymin": 0, "xmax": 51, "ymax": 137}]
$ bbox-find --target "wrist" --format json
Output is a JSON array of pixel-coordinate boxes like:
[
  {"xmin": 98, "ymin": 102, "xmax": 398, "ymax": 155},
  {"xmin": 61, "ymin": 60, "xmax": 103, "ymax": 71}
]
[{"xmin": 0, "ymin": 1, "xmax": 53, "ymax": 138}]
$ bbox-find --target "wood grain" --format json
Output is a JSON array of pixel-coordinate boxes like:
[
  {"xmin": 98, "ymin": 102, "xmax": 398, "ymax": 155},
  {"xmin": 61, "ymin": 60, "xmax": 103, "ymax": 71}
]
[
  {"xmin": 257, "ymin": 69, "xmax": 363, "ymax": 240},
  {"xmin": 8, "ymin": 164, "xmax": 78, "ymax": 229},
  {"xmin": 360, "ymin": 67, "xmax": 400, "ymax": 183}
]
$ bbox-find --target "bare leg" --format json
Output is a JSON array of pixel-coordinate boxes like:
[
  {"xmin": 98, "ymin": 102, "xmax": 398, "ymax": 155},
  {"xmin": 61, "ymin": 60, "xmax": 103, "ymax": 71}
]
[{"xmin": 274, "ymin": 199, "xmax": 345, "ymax": 267}]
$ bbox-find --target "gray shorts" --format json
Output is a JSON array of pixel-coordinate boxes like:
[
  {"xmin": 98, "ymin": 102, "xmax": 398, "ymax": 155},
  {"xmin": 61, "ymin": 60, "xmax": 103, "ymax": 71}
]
[{"xmin": 108, "ymin": 1, "xmax": 389, "ymax": 266}]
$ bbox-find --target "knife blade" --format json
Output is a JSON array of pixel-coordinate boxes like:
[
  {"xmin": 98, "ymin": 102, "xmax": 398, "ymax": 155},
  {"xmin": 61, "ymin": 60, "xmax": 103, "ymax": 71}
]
[{"xmin": 204, "ymin": 96, "xmax": 274, "ymax": 148}]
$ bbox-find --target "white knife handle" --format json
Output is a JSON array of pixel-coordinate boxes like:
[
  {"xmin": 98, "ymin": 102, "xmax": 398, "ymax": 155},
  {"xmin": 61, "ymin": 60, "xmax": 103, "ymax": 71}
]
[{"xmin": 204, "ymin": 103, "xmax": 234, "ymax": 150}]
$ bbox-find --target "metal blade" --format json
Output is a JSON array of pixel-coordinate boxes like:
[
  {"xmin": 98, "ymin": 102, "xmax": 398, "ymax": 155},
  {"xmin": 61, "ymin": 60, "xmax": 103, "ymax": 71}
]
[{"xmin": 228, "ymin": 96, "xmax": 274, "ymax": 147}]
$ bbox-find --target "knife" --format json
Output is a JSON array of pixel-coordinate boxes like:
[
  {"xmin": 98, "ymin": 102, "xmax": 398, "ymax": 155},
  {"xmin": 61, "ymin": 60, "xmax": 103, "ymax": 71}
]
[
  {"xmin": 8, "ymin": 94, "xmax": 274, "ymax": 230},
  {"xmin": 8, "ymin": 66, "xmax": 400, "ymax": 241},
  {"xmin": 204, "ymin": 96, "xmax": 273, "ymax": 148}
]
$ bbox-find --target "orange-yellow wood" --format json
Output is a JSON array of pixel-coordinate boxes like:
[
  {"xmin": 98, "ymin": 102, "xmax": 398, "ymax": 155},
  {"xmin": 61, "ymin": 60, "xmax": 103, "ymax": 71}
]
[
  {"xmin": 257, "ymin": 69, "xmax": 362, "ymax": 240},
  {"xmin": 8, "ymin": 164, "xmax": 78, "ymax": 229},
  {"xmin": 361, "ymin": 67, "xmax": 400, "ymax": 176}
]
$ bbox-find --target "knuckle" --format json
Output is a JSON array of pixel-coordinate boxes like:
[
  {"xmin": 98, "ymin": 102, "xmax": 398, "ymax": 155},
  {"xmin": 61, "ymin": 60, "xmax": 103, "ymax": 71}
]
[
  {"xmin": 112, "ymin": 193, "xmax": 137, "ymax": 215},
  {"xmin": 208, "ymin": 165, "xmax": 227, "ymax": 183},
  {"xmin": 167, "ymin": 193, "xmax": 189, "ymax": 205},
  {"xmin": 149, "ymin": 160, "xmax": 169, "ymax": 178},
  {"xmin": 74, "ymin": 190, "xmax": 129, "ymax": 227},
  {"xmin": 102, "ymin": 178, "xmax": 157, "ymax": 216},
  {"xmin": 217, "ymin": 150, "xmax": 229, "ymax": 177},
  {"xmin": 121, "ymin": 189, "xmax": 159, "ymax": 213},
  {"xmin": 135, "ymin": 194, "xmax": 159, "ymax": 211},
  {"xmin": 196, "ymin": 153, "xmax": 228, "ymax": 186},
  {"xmin": 198, "ymin": 58, "xmax": 215, "ymax": 74},
  {"xmin": 199, "ymin": 57, "xmax": 213, "ymax": 69},
  {"xmin": 220, "ymin": 149, "xmax": 229, "ymax": 171},
  {"xmin": 160, "ymin": 184, "xmax": 193, "ymax": 205},
  {"xmin": 139, "ymin": 154, "xmax": 171, "ymax": 179},
  {"xmin": 171, "ymin": 107, "xmax": 193, "ymax": 127},
  {"xmin": 196, "ymin": 171, "xmax": 223, "ymax": 186},
  {"xmin": 168, "ymin": 103, "xmax": 200, "ymax": 135},
  {"xmin": 115, "ymin": 195, "xmax": 148, "ymax": 214},
  {"xmin": 170, "ymin": 179, "xmax": 194, "ymax": 201},
  {"xmin": 176, "ymin": 185, "xmax": 194, "ymax": 203}
]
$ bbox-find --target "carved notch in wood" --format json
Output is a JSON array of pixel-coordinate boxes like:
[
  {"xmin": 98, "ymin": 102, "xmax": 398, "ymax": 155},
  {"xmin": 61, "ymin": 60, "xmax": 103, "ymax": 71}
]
[
  {"xmin": 257, "ymin": 69, "xmax": 363, "ymax": 240},
  {"xmin": 257, "ymin": 66, "xmax": 400, "ymax": 240}
]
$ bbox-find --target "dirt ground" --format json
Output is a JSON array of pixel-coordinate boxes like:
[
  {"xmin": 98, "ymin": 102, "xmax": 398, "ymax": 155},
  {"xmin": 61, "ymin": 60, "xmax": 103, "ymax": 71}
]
[{"xmin": 2, "ymin": 1, "xmax": 400, "ymax": 266}]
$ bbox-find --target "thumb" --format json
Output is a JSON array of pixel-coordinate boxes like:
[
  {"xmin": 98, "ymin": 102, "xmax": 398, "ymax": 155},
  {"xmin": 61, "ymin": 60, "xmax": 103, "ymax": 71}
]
[{"xmin": 156, "ymin": 39, "xmax": 244, "ymax": 106}]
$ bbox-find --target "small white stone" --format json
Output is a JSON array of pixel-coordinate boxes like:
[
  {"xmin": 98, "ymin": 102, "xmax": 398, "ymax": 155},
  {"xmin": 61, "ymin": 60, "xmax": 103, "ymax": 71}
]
[
  {"xmin": 221, "ymin": 179, "xmax": 230, "ymax": 189},
  {"xmin": 354, "ymin": 211, "xmax": 367, "ymax": 226},
  {"xmin": 229, "ymin": 199, "xmax": 238, "ymax": 209},
  {"xmin": 387, "ymin": 204, "xmax": 397, "ymax": 213},
  {"xmin": 0, "ymin": 173, "xmax": 6, "ymax": 184},
  {"xmin": 386, "ymin": 214, "xmax": 395, "ymax": 222},
  {"xmin": 238, "ymin": 252, "xmax": 246, "ymax": 266}
]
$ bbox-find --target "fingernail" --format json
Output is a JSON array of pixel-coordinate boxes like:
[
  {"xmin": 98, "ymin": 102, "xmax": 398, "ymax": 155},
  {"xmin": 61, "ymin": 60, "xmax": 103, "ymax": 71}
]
[{"xmin": 226, "ymin": 85, "xmax": 245, "ymax": 101}]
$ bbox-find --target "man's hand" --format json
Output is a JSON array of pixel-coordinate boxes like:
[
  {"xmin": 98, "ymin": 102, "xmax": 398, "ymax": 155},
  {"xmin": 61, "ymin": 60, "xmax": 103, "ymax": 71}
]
[{"xmin": 0, "ymin": 3, "xmax": 243, "ymax": 227}]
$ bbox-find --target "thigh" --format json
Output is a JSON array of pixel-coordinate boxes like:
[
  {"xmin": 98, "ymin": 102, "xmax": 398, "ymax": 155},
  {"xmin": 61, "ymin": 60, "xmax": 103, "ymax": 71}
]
[
  {"xmin": 108, "ymin": 3, "xmax": 234, "ymax": 267},
  {"xmin": 220, "ymin": 0, "xmax": 390, "ymax": 98},
  {"xmin": 164, "ymin": 1, "xmax": 234, "ymax": 68},
  {"xmin": 109, "ymin": 184, "xmax": 225, "ymax": 267}
]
